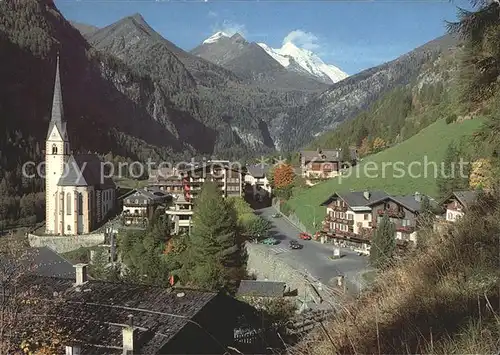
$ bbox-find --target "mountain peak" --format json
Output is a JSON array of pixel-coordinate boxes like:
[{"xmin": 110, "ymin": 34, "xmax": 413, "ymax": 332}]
[
  {"xmin": 230, "ymin": 33, "xmax": 246, "ymax": 43},
  {"xmin": 203, "ymin": 31, "xmax": 230, "ymax": 44}
]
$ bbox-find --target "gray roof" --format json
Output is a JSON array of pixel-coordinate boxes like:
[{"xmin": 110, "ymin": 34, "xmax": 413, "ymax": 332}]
[
  {"xmin": 30, "ymin": 247, "xmax": 75, "ymax": 279},
  {"xmin": 441, "ymin": 190, "xmax": 479, "ymax": 208},
  {"xmin": 321, "ymin": 190, "xmax": 389, "ymax": 208},
  {"xmin": 57, "ymin": 154, "xmax": 115, "ymax": 189},
  {"xmin": 17, "ymin": 275, "xmax": 220, "ymax": 354},
  {"xmin": 46, "ymin": 56, "xmax": 67, "ymax": 140},
  {"xmin": 237, "ymin": 280, "xmax": 285, "ymax": 297},
  {"xmin": 123, "ymin": 188, "xmax": 170, "ymax": 204},
  {"xmin": 367, "ymin": 194, "xmax": 424, "ymax": 213},
  {"xmin": 246, "ymin": 164, "xmax": 270, "ymax": 178},
  {"xmin": 300, "ymin": 148, "xmax": 357, "ymax": 162}
]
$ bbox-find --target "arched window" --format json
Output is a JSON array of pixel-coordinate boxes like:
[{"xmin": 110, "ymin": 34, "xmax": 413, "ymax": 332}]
[
  {"xmin": 52, "ymin": 144, "xmax": 58, "ymax": 155},
  {"xmin": 66, "ymin": 192, "xmax": 71, "ymax": 215},
  {"xmin": 77, "ymin": 193, "xmax": 83, "ymax": 216}
]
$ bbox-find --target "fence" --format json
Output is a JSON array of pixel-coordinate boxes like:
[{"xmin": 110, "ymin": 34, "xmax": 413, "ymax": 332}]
[{"xmin": 272, "ymin": 198, "xmax": 308, "ymax": 233}]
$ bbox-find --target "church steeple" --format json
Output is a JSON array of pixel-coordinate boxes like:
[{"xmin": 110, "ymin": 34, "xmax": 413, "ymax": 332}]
[
  {"xmin": 46, "ymin": 54, "xmax": 68, "ymax": 140},
  {"xmin": 51, "ymin": 54, "xmax": 64, "ymax": 123}
]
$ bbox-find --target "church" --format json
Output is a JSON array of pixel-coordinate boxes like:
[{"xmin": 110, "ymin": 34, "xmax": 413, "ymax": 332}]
[{"xmin": 45, "ymin": 57, "xmax": 116, "ymax": 235}]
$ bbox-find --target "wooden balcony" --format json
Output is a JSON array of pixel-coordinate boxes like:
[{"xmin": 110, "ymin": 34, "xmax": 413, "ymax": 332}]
[
  {"xmin": 332, "ymin": 205, "xmax": 348, "ymax": 212},
  {"xmin": 377, "ymin": 208, "xmax": 405, "ymax": 219},
  {"xmin": 396, "ymin": 226, "xmax": 415, "ymax": 233}
]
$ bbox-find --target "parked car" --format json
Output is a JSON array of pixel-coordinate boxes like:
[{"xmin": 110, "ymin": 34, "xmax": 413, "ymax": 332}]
[
  {"xmin": 272, "ymin": 213, "xmax": 281, "ymax": 218},
  {"xmin": 299, "ymin": 232, "xmax": 312, "ymax": 240},
  {"xmin": 289, "ymin": 240, "xmax": 302, "ymax": 249},
  {"xmin": 262, "ymin": 237, "xmax": 279, "ymax": 245}
]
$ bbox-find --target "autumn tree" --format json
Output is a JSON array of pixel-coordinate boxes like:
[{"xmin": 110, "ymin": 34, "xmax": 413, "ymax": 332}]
[
  {"xmin": 358, "ymin": 137, "xmax": 372, "ymax": 156},
  {"xmin": 372, "ymin": 137, "xmax": 387, "ymax": 152},
  {"xmin": 273, "ymin": 163, "xmax": 295, "ymax": 189},
  {"xmin": 469, "ymin": 158, "xmax": 494, "ymax": 190}
]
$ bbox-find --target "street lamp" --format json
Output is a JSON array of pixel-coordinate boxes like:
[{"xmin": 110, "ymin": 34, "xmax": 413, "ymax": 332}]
[{"xmin": 304, "ymin": 204, "xmax": 317, "ymax": 229}]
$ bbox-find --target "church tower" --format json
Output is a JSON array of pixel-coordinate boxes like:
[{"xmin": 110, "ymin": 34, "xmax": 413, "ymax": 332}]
[{"xmin": 45, "ymin": 55, "xmax": 70, "ymax": 234}]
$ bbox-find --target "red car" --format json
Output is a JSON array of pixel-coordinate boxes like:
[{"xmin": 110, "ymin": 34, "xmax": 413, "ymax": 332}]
[{"xmin": 299, "ymin": 232, "xmax": 312, "ymax": 240}]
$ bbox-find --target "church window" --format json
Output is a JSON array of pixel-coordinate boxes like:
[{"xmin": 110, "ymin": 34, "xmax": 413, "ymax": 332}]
[
  {"xmin": 66, "ymin": 193, "xmax": 71, "ymax": 215},
  {"xmin": 77, "ymin": 193, "xmax": 83, "ymax": 215},
  {"xmin": 52, "ymin": 144, "xmax": 58, "ymax": 154},
  {"xmin": 67, "ymin": 224, "xmax": 71, "ymax": 231}
]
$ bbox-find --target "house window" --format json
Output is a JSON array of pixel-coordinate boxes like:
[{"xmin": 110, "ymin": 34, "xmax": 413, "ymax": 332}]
[
  {"xmin": 402, "ymin": 219, "xmax": 410, "ymax": 227},
  {"xmin": 77, "ymin": 193, "xmax": 83, "ymax": 215},
  {"xmin": 364, "ymin": 214, "xmax": 369, "ymax": 220},
  {"xmin": 66, "ymin": 193, "xmax": 71, "ymax": 215},
  {"xmin": 52, "ymin": 144, "xmax": 58, "ymax": 154},
  {"xmin": 135, "ymin": 199, "xmax": 139, "ymax": 204},
  {"xmin": 347, "ymin": 214, "xmax": 353, "ymax": 220},
  {"xmin": 67, "ymin": 224, "xmax": 71, "ymax": 231},
  {"xmin": 447, "ymin": 212, "xmax": 453, "ymax": 220}
]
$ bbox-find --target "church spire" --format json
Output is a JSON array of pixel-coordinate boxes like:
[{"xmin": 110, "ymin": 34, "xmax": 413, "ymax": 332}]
[{"xmin": 51, "ymin": 53, "xmax": 64, "ymax": 123}]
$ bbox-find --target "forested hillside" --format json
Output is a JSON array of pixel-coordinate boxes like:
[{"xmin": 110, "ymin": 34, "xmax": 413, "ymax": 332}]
[{"xmin": 308, "ymin": 41, "xmax": 461, "ymax": 155}]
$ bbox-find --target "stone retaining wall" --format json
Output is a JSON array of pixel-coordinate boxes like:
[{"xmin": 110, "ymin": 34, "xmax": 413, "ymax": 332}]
[
  {"xmin": 246, "ymin": 243, "xmax": 311, "ymax": 298},
  {"xmin": 28, "ymin": 233, "xmax": 105, "ymax": 253}
]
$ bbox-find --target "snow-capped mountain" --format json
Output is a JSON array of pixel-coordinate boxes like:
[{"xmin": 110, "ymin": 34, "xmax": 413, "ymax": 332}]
[
  {"xmin": 257, "ymin": 41, "xmax": 348, "ymax": 84},
  {"xmin": 203, "ymin": 31, "xmax": 230, "ymax": 44}
]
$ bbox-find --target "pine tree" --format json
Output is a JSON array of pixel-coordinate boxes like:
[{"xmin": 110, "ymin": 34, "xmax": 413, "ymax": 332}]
[
  {"xmin": 370, "ymin": 214, "xmax": 396, "ymax": 269},
  {"xmin": 437, "ymin": 141, "xmax": 469, "ymax": 198},
  {"xmin": 184, "ymin": 182, "xmax": 247, "ymax": 293}
]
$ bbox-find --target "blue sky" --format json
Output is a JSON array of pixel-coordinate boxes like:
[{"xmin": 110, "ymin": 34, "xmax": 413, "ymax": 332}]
[{"xmin": 56, "ymin": 0, "xmax": 470, "ymax": 75}]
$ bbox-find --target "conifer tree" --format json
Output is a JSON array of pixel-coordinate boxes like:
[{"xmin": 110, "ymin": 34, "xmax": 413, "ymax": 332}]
[
  {"xmin": 370, "ymin": 214, "xmax": 396, "ymax": 269},
  {"xmin": 437, "ymin": 141, "xmax": 470, "ymax": 198},
  {"xmin": 184, "ymin": 182, "xmax": 247, "ymax": 293}
]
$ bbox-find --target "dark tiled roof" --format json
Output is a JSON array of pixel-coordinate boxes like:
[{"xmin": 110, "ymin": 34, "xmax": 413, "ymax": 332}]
[
  {"xmin": 58, "ymin": 154, "xmax": 115, "ymax": 189},
  {"xmin": 18, "ymin": 276, "xmax": 218, "ymax": 354},
  {"xmin": 321, "ymin": 191, "xmax": 389, "ymax": 208},
  {"xmin": 123, "ymin": 188, "xmax": 170, "ymax": 205},
  {"xmin": 237, "ymin": 280, "xmax": 285, "ymax": 297},
  {"xmin": 367, "ymin": 193, "xmax": 425, "ymax": 213},
  {"xmin": 30, "ymin": 247, "xmax": 75, "ymax": 279},
  {"xmin": 246, "ymin": 164, "xmax": 270, "ymax": 178},
  {"xmin": 46, "ymin": 56, "xmax": 67, "ymax": 140},
  {"xmin": 440, "ymin": 190, "xmax": 479, "ymax": 208}
]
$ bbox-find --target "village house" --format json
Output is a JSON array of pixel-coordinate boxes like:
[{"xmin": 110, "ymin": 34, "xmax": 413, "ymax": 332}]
[
  {"xmin": 320, "ymin": 191, "xmax": 389, "ymax": 248},
  {"xmin": 440, "ymin": 190, "xmax": 479, "ymax": 222},
  {"xmin": 45, "ymin": 57, "xmax": 116, "ymax": 235},
  {"xmin": 12, "ymin": 265, "xmax": 260, "ymax": 355},
  {"xmin": 181, "ymin": 161, "xmax": 244, "ymax": 202},
  {"xmin": 165, "ymin": 193, "xmax": 193, "ymax": 234},
  {"xmin": 148, "ymin": 167, "xmax": 184, "ymax": 194},
  {"xmin": 244, "ymin": 164, "xmax": 272, "ymax": 201},
  {"xmin": 299, "ymin": 148, "xmax": 357, "ymax": 180},
  {"xmin": 121, "ymin": 187, "xmax": 170, "ymax": 226},
  {"xmin": 367, "ymin": 192, "xmax": 425, "ymax": 243}
]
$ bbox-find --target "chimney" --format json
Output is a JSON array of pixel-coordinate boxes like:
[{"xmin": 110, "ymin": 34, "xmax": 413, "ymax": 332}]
[
  {"xmin": 122, "ymin": 314, "xmax": 136, "ymax": 355},
  {"xmin": 414, "ymin": 191, "xmax": 421, "ymax": 202},
  {"xmin": 363, "ymin": 191, "xmax": 370, "ymax": 200},
  {"xmin": 74, "ymin": 263, "xmax": 88, "ymax": 285},
  {"xmin": 65, "ymin": 345, "xmax": 81, "ymax": 355}
]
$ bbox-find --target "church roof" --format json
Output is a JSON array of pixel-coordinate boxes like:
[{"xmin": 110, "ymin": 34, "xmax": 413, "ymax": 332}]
[
  {"xmin": 46, "ymin": 55, "xmax": 67, "ymax": 140},
  {"xmin": 57, "ymin": 154, "xmax": 115, "ymax": 189}
]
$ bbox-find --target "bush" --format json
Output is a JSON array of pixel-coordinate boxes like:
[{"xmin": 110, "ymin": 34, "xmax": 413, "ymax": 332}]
[{"xmin": 446, "ymin": 113, "xmax": 457, "ymax": 124}]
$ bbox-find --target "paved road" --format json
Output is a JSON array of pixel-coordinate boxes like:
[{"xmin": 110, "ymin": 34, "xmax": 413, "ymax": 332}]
[{"xmin": 256, "ymin": 206, "xmax": 371, "ymax": 293}]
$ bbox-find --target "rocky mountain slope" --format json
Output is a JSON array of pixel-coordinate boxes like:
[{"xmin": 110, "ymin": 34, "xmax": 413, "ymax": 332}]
[
  {"xmin": 0, "ymin": 1, "xmax": 461, "ymax": 171},
  {"xmin": 191, "ymin": 32, "xmax": 329, "ymax": 91},
  {"xmin": 275, "ymin": 34, "xmax": 459, "ymax": 151},
  {"xmin": 69, "ymin": 21, "xmax": 99, "ymax": 36}
]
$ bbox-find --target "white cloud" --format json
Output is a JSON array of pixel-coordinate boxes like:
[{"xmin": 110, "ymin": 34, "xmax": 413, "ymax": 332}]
[
  {"xmin": 283, "ymin": 30, "xmax": 320, "ymax": 51},
  {"xmin": 207, "ymin": 10, "xmax": 217, "ymax": 18},
  {"xmin": 211, "ymin": 20, "xmax": 246, "ymax": 37}
]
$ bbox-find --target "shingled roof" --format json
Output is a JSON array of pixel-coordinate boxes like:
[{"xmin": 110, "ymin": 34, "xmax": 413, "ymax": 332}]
[
  {"xmin": 246, "ymin": 164, "xmax": 270, "ymax": 178},
  {"xmin": 46, "ymin": 56, "xmax": 68, "ymax": 140},
  {"xmin": 440, "ymin": 190, "xmax": 479, "ymax": 208},
  {"xmin": 30, "ymin": 247, "xmax": 75, "ymax": 279},
  {"xmin": 57, "ymin": 154, "xmax": 115, "ymax": 189},
  {"xmin": 321, "ymin": 191, "xmax": 389, "ymax": 209},
  {"xmin": 18, "ymin": 275, "xmax": 220, "ymax": 354}
]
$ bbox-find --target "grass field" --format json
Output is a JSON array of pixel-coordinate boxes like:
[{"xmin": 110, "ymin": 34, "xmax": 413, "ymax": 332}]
[{"xmin": 286, "ymin": 118, "xmax": 484, "ymax": 232}]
